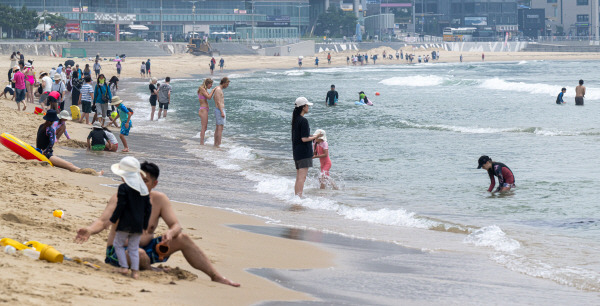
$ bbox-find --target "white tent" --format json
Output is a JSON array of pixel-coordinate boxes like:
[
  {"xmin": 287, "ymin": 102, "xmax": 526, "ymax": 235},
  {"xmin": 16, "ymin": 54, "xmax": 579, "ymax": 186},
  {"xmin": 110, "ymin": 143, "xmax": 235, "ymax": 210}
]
[
  {"xmin": 35, "ymin": 24, "xmax": 52, "ymax": 31},
  {"xmin": 128, "ymin": 25, "xmax": 149, "ymax": 31}
]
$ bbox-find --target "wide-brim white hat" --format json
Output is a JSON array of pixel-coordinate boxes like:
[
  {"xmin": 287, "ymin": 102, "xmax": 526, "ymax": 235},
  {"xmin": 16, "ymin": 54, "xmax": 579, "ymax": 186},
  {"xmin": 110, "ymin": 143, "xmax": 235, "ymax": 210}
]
[
  {"xmin": 313, "ymin": 129, "xmax": 327, "ymax": 142},
  {"xmin": 58, "ymin": 110, "xmax": 72, "ymax": 120},
  {"xmin": 111, "ymin": 156, "xmax": 149, "ymax": 196}
]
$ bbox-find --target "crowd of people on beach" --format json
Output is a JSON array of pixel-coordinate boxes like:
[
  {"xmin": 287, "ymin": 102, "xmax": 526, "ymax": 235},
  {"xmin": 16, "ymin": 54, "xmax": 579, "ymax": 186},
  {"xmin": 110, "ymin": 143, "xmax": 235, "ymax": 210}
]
[{"xmin": 2, "ymin": 50, "xmax": 240, "ymax": 286}]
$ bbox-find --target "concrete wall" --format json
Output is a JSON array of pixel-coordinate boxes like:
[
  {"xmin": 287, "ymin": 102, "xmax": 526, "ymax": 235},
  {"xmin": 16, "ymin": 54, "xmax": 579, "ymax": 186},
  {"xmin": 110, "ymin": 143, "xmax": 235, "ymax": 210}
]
[
  {"xmin": 158, "ymin": 43, "xmax": 188, "ymax": 55},
  {"xmin": 316, "ymin": 41, "xmax": 529, "ymax": 53},
  {"xmin": 258, "ymin": 40, "xmax": 315, "ymax": 56},
  {"xmin": 0, "ymin": 42, "xmax": 68, "ymax": 57},
  {"xmin": 447, "ymin": 42, "xmax": 529, "ymax": 52}
]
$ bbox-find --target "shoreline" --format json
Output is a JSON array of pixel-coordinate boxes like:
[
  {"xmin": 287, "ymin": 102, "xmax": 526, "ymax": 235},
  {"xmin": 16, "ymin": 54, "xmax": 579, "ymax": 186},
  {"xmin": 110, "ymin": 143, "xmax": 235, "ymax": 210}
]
[
  {"xmin": 0, "ymin": 80, "xmax": 334, "ymax": 304},
  {"xmin": 2, "ymin": 51, "xmax": 600, "ymax": 304}
]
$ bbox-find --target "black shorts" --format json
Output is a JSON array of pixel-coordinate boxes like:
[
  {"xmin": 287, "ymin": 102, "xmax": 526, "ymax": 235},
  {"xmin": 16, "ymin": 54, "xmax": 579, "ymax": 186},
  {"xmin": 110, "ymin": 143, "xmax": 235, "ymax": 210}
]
[
  {"xmin": 159, "ymin": 102, "xmax": 169, "ymax": 110},
  {"xmin": 4, "ymin": 87, "xmax": 14, "ymax": 95},
  {"xmin": 575, "ymin": 97, "xmax": 584, "ymax": 105},
  {"xmin": 149, "ymin": 95, "xmax": 157, "ymax": 106},
  {"xmin": 81, "ymin": 101, "xmax": 92, "ymax": 113},
  {"xmin": 294, "ymin": 157, "xmax": 313, "ymax": 170}
]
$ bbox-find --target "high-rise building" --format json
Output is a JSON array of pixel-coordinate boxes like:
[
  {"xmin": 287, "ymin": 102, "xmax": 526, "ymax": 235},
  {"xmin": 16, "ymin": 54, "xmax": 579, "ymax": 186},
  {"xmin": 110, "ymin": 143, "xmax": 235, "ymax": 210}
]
[
  {"xmin": 2, "ymin": 0, "xmax": 311, "ymax": 40},
  {"xmin": 530, "ymin": 0, "xmax": 599, "ymax": 36}
]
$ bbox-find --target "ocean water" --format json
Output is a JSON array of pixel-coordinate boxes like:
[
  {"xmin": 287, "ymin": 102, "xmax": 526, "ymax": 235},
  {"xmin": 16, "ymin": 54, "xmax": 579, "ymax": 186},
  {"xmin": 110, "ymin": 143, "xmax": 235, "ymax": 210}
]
[{"xmin": 101, "ymin": 60, "xmax": 600, "ymax": 300}]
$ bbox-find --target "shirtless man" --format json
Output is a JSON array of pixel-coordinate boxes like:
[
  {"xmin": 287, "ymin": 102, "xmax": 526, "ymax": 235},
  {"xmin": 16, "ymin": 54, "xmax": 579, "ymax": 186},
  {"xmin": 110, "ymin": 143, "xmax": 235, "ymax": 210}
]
[
  {"xmin": 213, "ymin": 77, "xmax": 230, "ymax": 148},
  {"xmin": 75, "ymin": 161, "xmax": 240, "ymax": 287},
  {"xmin": 575, "ymin": 79, "xmax": 586, "ymax": 106}
]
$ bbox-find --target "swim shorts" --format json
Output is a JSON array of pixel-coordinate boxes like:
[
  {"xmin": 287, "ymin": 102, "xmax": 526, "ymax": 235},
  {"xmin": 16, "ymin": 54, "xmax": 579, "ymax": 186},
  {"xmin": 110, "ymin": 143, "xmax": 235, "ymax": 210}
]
[
  {"xmin": 105, "ymin": 236, "xmax": 170, "ymax": 267},
  {"xmin": 214, "ymin": 108, "xmax": 226, "ymax": 126},
  {"xmin": 294, "ymin": 157, "xmax": 313, "ymax": 170},
  {"xmin": 149, "ymin": 95, "xmax": 157, "ymax": 107},
  {"xmin": 159, "ymin": 102, "xmax": 169, "ymax": 110},
  {"xmin": 3, "ymin": 87, "xmax": 14, "ymax": 95},
  {"xmin": 96, "ymin": 103, "xmax": 108, "ymax": 118},
  {"xmin": 575, "ymin": 97, "xmax": 584, "ymax": 106},
  {"xmin": 38, "ymin": 92, "xmax": 48, "ymax": 104},
  {"xmin": 120, "ymin": 122, "xmax": 131, "ymax": 136},
  {"xmin": 15, "ymin": 88, "xmax": 25, "ymax": 102},
  {"xmin": 91, "ymin": 144, "xmax": 106, "ymax": 151},
  {"xmin": 81, "ymin": 101, "xmax": 92, "ymax": 113}
]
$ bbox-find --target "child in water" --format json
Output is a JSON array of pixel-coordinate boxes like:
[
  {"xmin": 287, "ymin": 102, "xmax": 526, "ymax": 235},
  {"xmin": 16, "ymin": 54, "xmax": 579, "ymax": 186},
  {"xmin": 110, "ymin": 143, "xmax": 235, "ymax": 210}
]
[
  {"xmin": 313, "ymin": 129, "xmax": 338, "ymax": 190},
  {"xmin": 358, "ymin": 91, "xmax": 373, "ymax": 106}
]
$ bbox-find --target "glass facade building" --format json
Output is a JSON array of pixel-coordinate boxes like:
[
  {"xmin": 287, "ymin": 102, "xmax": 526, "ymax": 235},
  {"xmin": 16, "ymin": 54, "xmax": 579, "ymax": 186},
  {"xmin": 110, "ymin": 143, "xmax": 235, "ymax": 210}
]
[{"xmin": 3, "ymin": 0, "xmax": 311, "ymax": 40}]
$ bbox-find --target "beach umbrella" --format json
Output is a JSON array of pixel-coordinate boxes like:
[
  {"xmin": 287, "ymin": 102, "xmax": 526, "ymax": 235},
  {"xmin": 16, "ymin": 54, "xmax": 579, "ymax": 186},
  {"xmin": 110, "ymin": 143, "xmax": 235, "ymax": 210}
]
[{"xmin": 64, "ymin": 60, "xmax": 75, "ymax": 67}]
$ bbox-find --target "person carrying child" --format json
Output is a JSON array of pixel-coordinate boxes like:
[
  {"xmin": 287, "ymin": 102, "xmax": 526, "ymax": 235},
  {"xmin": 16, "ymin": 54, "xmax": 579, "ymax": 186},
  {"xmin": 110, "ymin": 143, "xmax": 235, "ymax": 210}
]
[
  {"xmin": 111, "ymin": 96, "xmax": 133, "ymax": 152},
  {"xmin": 109, "ymin": 156, "xmax": 152, "ymax": 279},
  {"xmin": 312, "ymin": 129, "xmax": 338, "ymax": 190}
]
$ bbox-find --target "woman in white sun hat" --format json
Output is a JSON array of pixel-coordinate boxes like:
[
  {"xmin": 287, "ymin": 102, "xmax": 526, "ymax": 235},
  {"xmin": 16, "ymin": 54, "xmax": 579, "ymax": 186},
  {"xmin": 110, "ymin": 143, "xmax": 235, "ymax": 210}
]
[
  {"xmin": 291, "ymin": 97, "xmax": 322, "ymax": 197},
  {"xmin": 109, "ymin": 156, "xmax": 151, "ymax": 280}
]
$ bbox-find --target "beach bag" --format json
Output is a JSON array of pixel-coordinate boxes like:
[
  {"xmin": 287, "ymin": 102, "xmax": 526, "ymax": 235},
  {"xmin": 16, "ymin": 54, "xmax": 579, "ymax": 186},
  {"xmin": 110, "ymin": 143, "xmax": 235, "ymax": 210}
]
[{"xmin": 99, "ymin": 85, "xmax": 109, "ymax": 103}]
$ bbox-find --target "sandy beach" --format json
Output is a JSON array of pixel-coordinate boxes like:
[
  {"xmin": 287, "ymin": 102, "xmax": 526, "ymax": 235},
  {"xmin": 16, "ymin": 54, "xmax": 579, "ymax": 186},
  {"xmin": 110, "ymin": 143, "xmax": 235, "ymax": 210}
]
[
  {"xmin": 2, "ymin": 48, "xmax": 600, "ymax": 304},
  {"xmin": 0, "ymin": 84, "xmax": 332, "ymax": 303}
]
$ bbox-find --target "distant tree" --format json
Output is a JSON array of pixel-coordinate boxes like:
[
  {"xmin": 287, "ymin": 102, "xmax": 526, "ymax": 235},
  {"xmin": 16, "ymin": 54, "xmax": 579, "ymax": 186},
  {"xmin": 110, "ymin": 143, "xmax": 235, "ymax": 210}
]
[
  {"xmin": 0, "ymin": 5, "xmax": 39, "ymax": 38},
  {"xmin": 314, "ymin": 7, "xmax": 358, "ymax": 38},
  {"xmin": 45, "ymin": 14, "xmax": 68, "ymax": 39}
]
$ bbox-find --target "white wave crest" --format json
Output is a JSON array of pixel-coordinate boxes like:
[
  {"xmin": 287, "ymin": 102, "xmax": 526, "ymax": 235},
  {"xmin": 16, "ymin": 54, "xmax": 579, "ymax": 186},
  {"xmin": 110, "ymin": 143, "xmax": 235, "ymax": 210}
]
[
  {"xmin": 463, "ymin": 225, "xmax": 521, "ymax": 252},
  {"xmin": 379, "ymin": 75, "xmax": 445, "ymax": 87}
]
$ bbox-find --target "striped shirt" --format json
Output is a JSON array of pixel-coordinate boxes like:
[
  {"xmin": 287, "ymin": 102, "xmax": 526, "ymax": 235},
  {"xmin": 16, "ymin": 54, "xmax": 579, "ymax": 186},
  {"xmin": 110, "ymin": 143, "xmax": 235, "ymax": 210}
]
[{"xmin": 80, "ymin": 83, "xmax": 94, "ymax": 102}]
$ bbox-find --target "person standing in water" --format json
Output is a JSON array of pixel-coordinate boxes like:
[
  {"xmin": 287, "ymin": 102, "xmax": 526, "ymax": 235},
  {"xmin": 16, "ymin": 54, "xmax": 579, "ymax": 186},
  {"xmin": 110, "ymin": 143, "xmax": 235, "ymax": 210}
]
[
  {"xmin": 325, "ymin": 84, "xmax": 338, "ymax": 106},
  {"xmin": 213, "ymin": 77, "xmax": 230, "ymax": 147},
  {"xmin": 157, "ymin": 77, "xmax": 171, "ymax": 119},
  {"xmin": 556, "ymin": 88, "xmax": 566, "ymax": 104},
  {"xmin": 197, "ymin": 78, "xmax": 215, "ymax": 145},
  {"xmin": 575, "ymin": 79, "xmax": 586, "ymax": 106},
  {"xmin": 312, "ymin": 129, "xmax": 337, "ymax": 190},
  {"xmin": 291, "ymin": 97, "xmax": 321, "ymax": 197},
  {"xmin": 148, "ymin": 77, "xmax": 159, "ymax": 120},
  {"xmin": 477, "ymin": 155, "xmax": 515, "ymax": 193}
]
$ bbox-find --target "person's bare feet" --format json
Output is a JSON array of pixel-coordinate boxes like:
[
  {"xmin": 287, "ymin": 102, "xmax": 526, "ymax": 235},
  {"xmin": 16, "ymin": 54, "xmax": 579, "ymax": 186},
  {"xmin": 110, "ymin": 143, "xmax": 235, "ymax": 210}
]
[
  {"xmin": 118, "ymin": 267, "xmax": 129, "ymax": 276},
  {"xmin": 132, "ymin": 270, "xmax": 139, "ymax": 279},
  {"xmin": 98, "ymin": 170, "xmax": 104, "ymax": 176},
  {"xmin": 121, "ymin": 148, "xmax": 129, "ymax": 153},
  {"xmin": 212, "ymin": 275, "xmax": 240, "ymax": 287}
]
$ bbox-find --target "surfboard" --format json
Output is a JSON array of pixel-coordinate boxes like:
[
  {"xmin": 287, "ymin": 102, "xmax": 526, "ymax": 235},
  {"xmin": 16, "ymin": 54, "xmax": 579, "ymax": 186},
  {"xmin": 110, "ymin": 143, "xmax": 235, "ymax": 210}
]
[
  {"xmin": 0, "ymin": 133, "xmax": 53, "ymax": 166},
  {"xmin": 70, "ymin": 105, "xmax": 81, "ymax": 121}
]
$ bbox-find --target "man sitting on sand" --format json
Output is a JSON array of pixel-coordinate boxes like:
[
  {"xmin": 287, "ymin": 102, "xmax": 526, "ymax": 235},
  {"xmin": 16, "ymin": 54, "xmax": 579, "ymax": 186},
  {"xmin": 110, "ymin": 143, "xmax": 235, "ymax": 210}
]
[{"xmin": 75, "ymin": 161, "xmax": 240, "ymax": 287}]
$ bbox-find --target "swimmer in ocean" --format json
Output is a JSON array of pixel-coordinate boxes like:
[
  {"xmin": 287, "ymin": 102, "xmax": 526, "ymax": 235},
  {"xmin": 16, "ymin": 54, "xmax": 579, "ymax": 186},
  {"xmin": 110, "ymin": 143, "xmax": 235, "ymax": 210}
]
[
  {"xmin": 556, "ymin": 88, "xmax": 566, "ymax": 104},
  {"xmin": 477, "ymin": 155, "xmax": 515, "ymax": 193},
  {"xmin": 326, "ymin": 84, "xmax": 338, "ymax": 106}
]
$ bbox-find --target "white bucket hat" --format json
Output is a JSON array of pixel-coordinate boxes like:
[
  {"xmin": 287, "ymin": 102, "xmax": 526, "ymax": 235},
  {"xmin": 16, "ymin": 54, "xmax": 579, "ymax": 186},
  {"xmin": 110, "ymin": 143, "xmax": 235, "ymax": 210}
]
[
  {"xmin": 111, "ymin": 156, "xmax": 149, "ymax": 196},
  {"xmin": 313, "ymin": 129, "xmax": 327, "ymax": 142},
  {"xmin": 58, "ymin": 110, "xmax": 72, "ymax": 121}
]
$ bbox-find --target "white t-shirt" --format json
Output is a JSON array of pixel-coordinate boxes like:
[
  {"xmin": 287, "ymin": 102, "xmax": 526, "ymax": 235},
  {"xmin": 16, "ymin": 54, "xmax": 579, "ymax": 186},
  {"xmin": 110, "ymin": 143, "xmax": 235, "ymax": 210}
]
[
  {"xmin": 104, "ymin": 130, "xmax": 118, "ymax": 144},
  {"xmin": 42, "ymin": 76, "xmax": 53, "ymax": 92}
]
